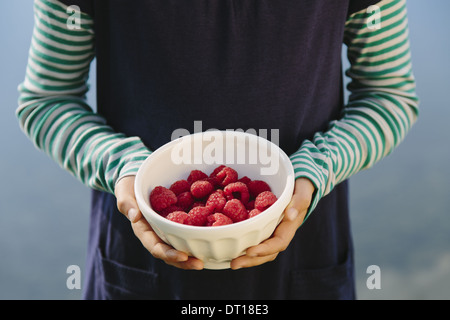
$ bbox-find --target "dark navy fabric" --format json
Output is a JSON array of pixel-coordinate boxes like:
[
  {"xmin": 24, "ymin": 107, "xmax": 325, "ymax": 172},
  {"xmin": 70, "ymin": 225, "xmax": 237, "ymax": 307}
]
[
  {"xmin": 58, "ymin": 0, "xmax": 380, "ymax": 299},
  {"xmin": 84, "ymin": 182, "xmax": 353, "ymax": 300}
]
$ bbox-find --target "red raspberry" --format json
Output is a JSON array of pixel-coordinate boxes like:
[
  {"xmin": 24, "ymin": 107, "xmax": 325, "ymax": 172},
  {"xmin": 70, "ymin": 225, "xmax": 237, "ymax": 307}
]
[
  {"xmin": 206, "ymin": 176, "xmax": 221, "ymax": 189},
  {"xmin": 245, "ymin": 200, "xmax": 255, "ymax": 210},
  {"xmin": 186, "ymin": 206, "xmax": 211, "ymax": 226},
  {"xmin": 208, "ymin": 165, "xmax": 226, "ymax": 187},
  {"xmin": 237, "ymin": 176, "xmax": 251, "ymax": 185},
  {"xmin": 187, "ymin": 170, "xmax": 208, "ymax": 185},
  {"xmin": 191, "ymin": 200, "xmax": 206, "ymax": 208},
  {"xmin": 149, "ymin": 186, "xmax": 177, "ymax": 212},
  {"xmin": 159, "ymin": 205, "xmax": 184, "ymax": 217},
  {"xmin": 254, "ymin": 191, "xmax": 278, "ymax": 211},
  {"xmin": 223, "ymin": 199, "xmax": 248, "ymax": 223},
  {"xmin": 206, "ymin": 213, "xmax": 233, "ymax": 227},
  {"xmin": 169, "ymin": 179, "xmax": 190, "ymax": 195},
  {"xmin": 205, "ymin": 189, "xmax": 226, "ymax": 213},
  {"xmin": 166, "ymin": 211, "xmax": 189, "ymax": 224},
  {"xmin": 210, "ymin": 165, "xmax": 226, "ymax": 177},
  {"xmin": 248, "ymin": 208, "xmax": 262, "ymax": 218},
  {"xmin": 215, "ymin": 166, "xmax": 238, "ymax": 187},
  {"xmin": 176, "ymin": 191, "xmax": 194, "ymax": 211},
  {"xmin": 247, "ymin": 180, "xmax": 272, "ymax": 198},
  {"xmin": 223, "ymin": 182, "xmax": 250, "ymax": 204},
  {"xmin": 190, "ymin": 180, "xmax": 214, "ymax": 199}
]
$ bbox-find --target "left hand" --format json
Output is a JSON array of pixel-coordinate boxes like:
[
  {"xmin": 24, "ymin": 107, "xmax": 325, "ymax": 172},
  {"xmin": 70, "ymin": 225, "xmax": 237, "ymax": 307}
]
[{"xmin": 230, "ymin": 177, "xmax": 315, "ymax": 270}]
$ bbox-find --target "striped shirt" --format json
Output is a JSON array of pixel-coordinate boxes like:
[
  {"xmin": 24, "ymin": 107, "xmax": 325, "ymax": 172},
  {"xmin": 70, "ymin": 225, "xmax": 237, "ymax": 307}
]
[{"xmin": 16, "ymin": 0, "xmax": 419, "ymax": 219}]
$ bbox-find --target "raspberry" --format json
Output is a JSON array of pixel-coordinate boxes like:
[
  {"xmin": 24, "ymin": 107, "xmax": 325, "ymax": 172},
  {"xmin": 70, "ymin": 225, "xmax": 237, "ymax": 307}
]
[
  {"xmin": 223, "ymin": 182, "xmax": 250, "ymax": 204},
  {"xmin": 159, "ymin": 205, "xmax": 184, "ymax": 217},
  {"xmin": 176, "ymin": 191, "xmax": 194, "ymax": 211},
  {"xmin": 205, "ymin": 189, "xmax": 227, "ymax": 213},
  {"xmin": 248, "ymin": 208, "xmax": 262, "ymax": 218},
  {"xmin": 206, "ymin": 176, "xmax": 221, "ymax": 189},
  {"xmin": 208, "ymin": 165, "xmax": 226, "ymax": 187},
  {"xmin": 245, "ymin": 200, "xmax": 255, "ymax": 210},
  {"xmin": 206, "ymin": 213, "xmax": 233, "ymax": 227},
  {"xmin": 151, "ymin": 165, "xmax": 275, "ymax": 226},
  {"xmin": 191, "ymin": 200, "xmax": 206, "ymax": 208},
  {"xmin": 254, "ymin": 191, "xmax": 278, "ymax": 211},
  {"xmin": 149, "ymin": 186, "xmax": 177, "ymax": 212},
  {"xmin": 215, "ymin": 166, "xmax": 238, "ymax": 187},
  {"xmin": 190, "ymin": 180, "xmax": 214, "ymax": 199},
  {"xmin": 187, "ymin": 170, "xmax": 208, "ymax": 185},
  {"xmin": 210, "ymin": 165, "xmax": 226, "ymax": 178},
  {"xmin": 166, "ymin": 211, "xmax": 189, "ymax": 224},
  {"xmin": 223, "ymin": 199, "xmax": 248, "ymax": 223},
  {"xmin": 186, "ymin": 206, "xmax": 211, "ymax": 226},
  {"xmin": 247, "ymin": 180, "xmax": 272, "ymax": 198},
  {"xmin": 169, "ymin": 179, "xmax": 190, "ymax": 195},
  {"xmin": 238, "ymin": 176, "xmax": 251, "ymax": 185}
]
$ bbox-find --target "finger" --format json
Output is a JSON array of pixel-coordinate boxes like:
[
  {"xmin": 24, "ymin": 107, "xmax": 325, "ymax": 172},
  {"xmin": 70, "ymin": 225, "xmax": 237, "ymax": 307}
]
[
  {"xmin": 131, "ymin": 218, "xmax": 204, "ymax": 270},
  {"xmin": 115, "ymin": 176, "xmax": 142, "ymax": 222},
  {"xmin": 166, "ymin": 257, "xmax": 204, "ymax": 270},
  {"xmin": 285, "ymin": 177, "xmax": 314, "ymax": 221},
  {"xmin": 131, "ymin": 217, "xmax": 187, "ymax": 262},
  {"xmin": 230, "ymin": 252, "xmax": 279, "ymax": 270},
  {"xmin": 120, "ymin": 198, "xmax": 142, "ymax": 223},
  {"xmin": 116, "ymin": 178, "xmax": 204, "ymax": 270},
  {"xmin": 233, "ymin": 178, "xmax": 314, "ymax": 265},
  {"xmin": 245, "ymin": 209, "xmax": 306, "ymax": 258}
]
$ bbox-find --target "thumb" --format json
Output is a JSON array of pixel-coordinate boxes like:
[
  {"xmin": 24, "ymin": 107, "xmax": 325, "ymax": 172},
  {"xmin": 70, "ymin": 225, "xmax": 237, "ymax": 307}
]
[
  {"xmin": 285, "ymin": 178, "xmax": 315, "ymax": 222},
  {"xmin": 115, "ymin": 176, "xmax": 142, "ymax": 223}
]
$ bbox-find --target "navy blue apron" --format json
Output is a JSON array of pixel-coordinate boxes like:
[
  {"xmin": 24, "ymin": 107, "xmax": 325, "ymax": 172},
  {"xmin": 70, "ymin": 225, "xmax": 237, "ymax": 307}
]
[{"xmin": 62, "ymin": 0, "xmax": 380, "ymax": 300}]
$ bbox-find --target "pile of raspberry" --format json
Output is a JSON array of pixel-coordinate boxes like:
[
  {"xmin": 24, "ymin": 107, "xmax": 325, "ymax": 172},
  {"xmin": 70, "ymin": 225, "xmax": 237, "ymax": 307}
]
[{"xmin": 149, "ymin": 165, "xmax": 278, "ymax": 227}]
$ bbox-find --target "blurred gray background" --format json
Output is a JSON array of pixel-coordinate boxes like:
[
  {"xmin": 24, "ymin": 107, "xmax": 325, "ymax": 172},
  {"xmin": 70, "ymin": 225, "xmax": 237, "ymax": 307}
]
[{"xmin": 1, "ymin": 0, "xmax": 449, "ymax": 299}]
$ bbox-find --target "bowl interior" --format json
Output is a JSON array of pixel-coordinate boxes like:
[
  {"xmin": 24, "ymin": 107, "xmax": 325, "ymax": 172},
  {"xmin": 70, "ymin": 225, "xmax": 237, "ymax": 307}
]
[{"xmin": 136, "ymin": 131, "xmax": 291, "ymax": 217}]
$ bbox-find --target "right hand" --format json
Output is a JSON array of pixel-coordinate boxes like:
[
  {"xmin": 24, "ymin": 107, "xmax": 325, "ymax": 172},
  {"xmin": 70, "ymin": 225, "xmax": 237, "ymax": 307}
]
[{"xmin": 114, "ymin": 176, "xmax": 204, "ymax": 270}]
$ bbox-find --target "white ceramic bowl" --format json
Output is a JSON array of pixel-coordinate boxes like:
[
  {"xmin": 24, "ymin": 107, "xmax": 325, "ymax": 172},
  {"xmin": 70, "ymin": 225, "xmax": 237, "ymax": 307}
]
[{"xmin": 135, "ymin": 130, "xmax": 295, "ymax": 269}]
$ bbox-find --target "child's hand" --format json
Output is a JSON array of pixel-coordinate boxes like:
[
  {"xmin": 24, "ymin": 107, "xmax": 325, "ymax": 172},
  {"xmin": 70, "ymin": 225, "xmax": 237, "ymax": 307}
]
[
  {"xmin": 230, "ymin": 177, "xmax": 315, "ymax": 270},
  {"xmin": 114, "ymin": 176, "xmax": 204, "ymax": 270},
  {"xmin": 115, "ymin": 176, "xmax": 314, "ymax": 271}
]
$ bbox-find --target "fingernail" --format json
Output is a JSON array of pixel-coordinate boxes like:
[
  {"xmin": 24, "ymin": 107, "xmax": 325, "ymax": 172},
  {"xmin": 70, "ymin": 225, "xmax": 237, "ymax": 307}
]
[
  {"xmin": 167, "ymin": 250, "xmax": 180, "ymax": 261},
  {"xmin": 286, "ymin": 207, "xmax": 299, "ymax": 221},
  {"xmin": 191, "ymin": 260, "xmax": 204, "ymax": 270},
  {"xmin": 246, "ymin": 250, "xmax": 258, "ymax": 257},
  {"xmin": 194, "ymin": 263, "xmax": 204, "ymax": 270},
  {"xmin": 128, "ymin": 208, "xmax": 138, "ymax": 222}
]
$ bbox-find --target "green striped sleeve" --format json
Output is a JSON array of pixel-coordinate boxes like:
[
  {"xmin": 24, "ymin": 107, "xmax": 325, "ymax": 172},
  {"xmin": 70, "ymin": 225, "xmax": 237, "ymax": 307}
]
[
  {"xmin": 290, "ymin": 0, "xmax": 419, "ymax": 219},
  {"xmin": 16, "ymin": 0, "xmax": 152, "ymax": 194}
]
